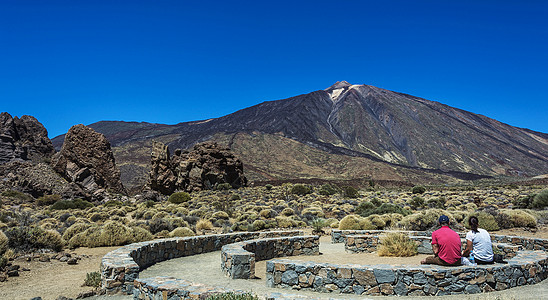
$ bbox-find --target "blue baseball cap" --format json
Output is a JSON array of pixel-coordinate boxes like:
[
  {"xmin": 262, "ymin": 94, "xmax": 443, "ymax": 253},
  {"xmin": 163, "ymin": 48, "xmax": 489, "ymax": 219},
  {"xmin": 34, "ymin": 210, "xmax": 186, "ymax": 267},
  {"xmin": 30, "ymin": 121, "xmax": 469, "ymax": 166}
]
[{"xmin": 439, "ymin": 215, "xmax": 450, "ymax": 223}]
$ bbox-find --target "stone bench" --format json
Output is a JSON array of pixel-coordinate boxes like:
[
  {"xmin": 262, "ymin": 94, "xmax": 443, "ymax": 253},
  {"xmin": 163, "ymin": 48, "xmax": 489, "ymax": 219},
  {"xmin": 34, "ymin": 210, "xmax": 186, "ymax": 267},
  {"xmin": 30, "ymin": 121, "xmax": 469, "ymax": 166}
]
[
  {"xmin": 101, "ymin": 230, "xmax": 303, "ymax": 295},
  {"xmin": 266, "ymin": 249, "xmax": 548, "ymax": 296},
  {"xmin": 221, "ymin": 235, "xmax": 319, "ymax": 279}
]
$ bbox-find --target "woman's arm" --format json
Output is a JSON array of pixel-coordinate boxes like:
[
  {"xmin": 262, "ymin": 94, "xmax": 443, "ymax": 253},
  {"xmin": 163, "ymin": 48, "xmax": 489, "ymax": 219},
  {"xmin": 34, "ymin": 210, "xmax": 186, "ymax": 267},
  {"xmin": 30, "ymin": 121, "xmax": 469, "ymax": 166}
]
[{"xmin": 462, "ymin": 240, "xmax": 472, "ymax": 257}]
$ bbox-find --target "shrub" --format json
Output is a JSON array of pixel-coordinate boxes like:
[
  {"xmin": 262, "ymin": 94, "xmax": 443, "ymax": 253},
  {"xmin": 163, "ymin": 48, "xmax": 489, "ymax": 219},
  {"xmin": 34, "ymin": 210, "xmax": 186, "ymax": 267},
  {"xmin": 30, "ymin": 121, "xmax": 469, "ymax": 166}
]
[
  {"xmin": 338, "ymin": 215, "xmax": 362, "ymax": 230},
  {"xmin": 426, "ymin": 197, "xmax": 446, "ymax": 209},
  {"xmin": 5, "ymin": 226, "xmax": 64, "ymax": 252},
  {"xmin": 51, "ymin": 199, "xmax": 93, "ymax": 210},
  {"xmin": 358, "ymin": 218, "xmax": 376, "ymax": 230},
  {"xmin": 212, "ymin": 211, "xmax": 230, "ymax": 220},
  {"xmin": 169, "ymin": 227, "xmax": 195, "ymax": 237},
  {"xmin": 0, "ymin": 230, "xmax": 7, "ymax": 256},
  {"xmin": 377, "ymin": 232, "xmax": 418, "ymax": 257},
  {"xmin": 318, "ymin": 184, "xmax": 339, "ymax": 196},
  {"xmin": 409, "ymin": 196, "xmax": 425, "ymax": 209},
  {"xmin": 148, "ymin": 218, "xmax": 173, "ymax": 234},
  {"xmin": 398, "ymin": 209, "xmax": 454, "ymax": 231},
  {"xmin": 412, "ymin": 186, "xmax": 426, "ymax": 194},
  {"xmin": 89, "ymin": 212, "xmax": 108, "ymax": 222},
  {"xmin": 206, "ymin": 292, "xmax": 259, "ymax": 300},
  {"xmin": 357, "ymin": 203, "xmax": 410, "ymax": 218},
  {"xmin": 196, "ymin": 219, "xmax": 213, "ymax": 231},
  {"xmin": 281, "ymin": 208, "xmax": 294, "ymax": 216},
  {"xmin": 131, "ymin": 226, "xmax": 153, "ymax": 242},
  {"xmin": 252, "ymin": 220, "xmax": 266, "ymax": 231},
  {"xmin": 62, "ymin": 223, "xmax": 92, "ymax": 241},
  {"xmin": 36, "ymin": 194, "xmax": 61, "ymax": 206},
  {"xmin": 290, "ymin": 184, "xmax": 312, "ymax": 196},
  {"xmin": 84, "ymin": 271, "xmax": 101, "ymax": 288},
  {"xmin": 532, "ymin": 190, "xmax": 548, "ymax": 209},
  {"xmin": 265, "ymin": 184, "xmax": 273, "ymax": 191},
  {"xmin": 215, "ymin": 183, "xmax": 232, "ymax": 191},
  {"xmin": 1, "ymin": 190, "xmax": 32, "ymax": 201},
  {"xmin": 168, "ymin": 192, "xmax": 191, "ymax": 204},
  {"xmin": 145, "ymin": 200, "xmax": 156, "ymax": 208},
  {"xmin": 231, "ymin": 194, "xmax": 241, "ymax": 200},
  {"xmin": 275, "ymin": 216, "xmax": 297, "ymax": 228},
  {"xmin": 104, "ymin": 200, "xmax": 123, "ymax": 207},
  {"xmin": 259, "ymin": 209, "xmax": 275, "ymax": 219},
  {"xmin": 501, "ymin": 210, "xmax": 537, "ymax": 228},
  {"xmin": 93, "ymin": 221, "xmax": 133, "ymax": 247},
  {"xmin": 367, "ymin": 214, "xmax": 386, "ymax": 229},
  {"xmin": 310, "ymin": 218, "xmax": 326, "ymax": 234},
  {"xmin": 341, "ymin": 186, "xmax": 359, "ymax": 198},
  {"xmin": 301, "ymin": 207, "xmax": 324, "ymax": 219}
]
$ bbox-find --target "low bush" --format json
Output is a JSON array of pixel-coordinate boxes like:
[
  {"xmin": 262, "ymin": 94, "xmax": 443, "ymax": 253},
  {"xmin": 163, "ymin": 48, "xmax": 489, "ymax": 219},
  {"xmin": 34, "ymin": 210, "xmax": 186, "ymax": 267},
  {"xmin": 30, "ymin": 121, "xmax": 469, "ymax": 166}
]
[
  {"xmin": 377, "ymin": 232, "xmax": 418, "ymax": 257},
  {"xmin": 62, "ymin": 223, "xmax": 92, "ymax": 241},
  {"xmin": 338, "ymin": 215, "xmax": 362, "ymax": 230},
  {"xmin": 148, "ymin": 218, "xmax": 173, "ymax": 234},
  {"xmin": 318, "ymin": 184, "xmax": 339, "ymax": 196},
  {"xmin": 411, "ymin": 186, "xmax": 426, "ymax": 194},
  {"xmin": 367, "ymin": 214, "xmax": 386, "ymax": 229},
  {"xmin": 408, "ymin": 196, "xmax": 425, "ymax": 209},
  {"xmin": 265, "ymin": 184, "xmax": 273, "ymax": 191},
  {"xmin": 290, "ymin": 184, "xmax": 312, "ymax": 196},
  {"xmin": 310, "ymin": 218, "xmax": 326, "ymax": 234},
  {"xmin": 5, "ymin": 226, "xmax": 64, "ymax": 252},
  {"xmin": 84, "ymin": 271, "xmax": 101, "ymax": 288},
  {"xmin": 196, "ymin": 219, "xmax": 213, "ymax": 231},
  {"xmin": 206, "ymin": 292, "xmax": 259, "ymax": 300},
  {"xmin": 0, "ymin": 230, "xmax": 7, "ymax": 255},
  {"xmin": 169, "ymin": 227, "xmax": 195, "ymax": 237},
  {"xmin": 104, "ymin": 200, "xmax": 123, "ymax": 207},
  {"xmin": 36, "ymin": 194, "xmax": 61, "ymax": 206},
  {"xmin": 532, "ymin": 190, "xmax": 548, "ymax": 209},
  {"xmin": 398, "ymin": 209, "xmax": 454, "ymax": 231},
  {"xmin": 501, "ymin": 210, "xmax": 537, "ymax": 228},
  {"xmin": 341, "ymin": 186, "xmax": 359, "ymax": 198},
  {"xmin": 131, "ymin": 226, "xmax": 153, "ymax": 242},
  {"xmin": 215, "ymin": 183, "xmax": 232, "ymax": 191},
  {"xmin": 426, "ymin": 197, "xmax": 446, "ymax": 209},
  {"xmin": 1, "ymin": 190, "xmax": 32, "ymax": 202},
  {"xmin": 168, "ymin": 192, "xmax": 191, "ymax": 204},
  {"xmin": 275, "ymin": 216, "xmax": 298, "ymax": 228},
  {"xmin": 281, "ymin": 207, "xmax": 294, "ymax": 216},
  {"xmin": 356, "ymin": 203, "xmax": 410, "ymax": 218},
  {"xmin": 51, "ymin": 199, "xmax": 93, "ymax": 210}
]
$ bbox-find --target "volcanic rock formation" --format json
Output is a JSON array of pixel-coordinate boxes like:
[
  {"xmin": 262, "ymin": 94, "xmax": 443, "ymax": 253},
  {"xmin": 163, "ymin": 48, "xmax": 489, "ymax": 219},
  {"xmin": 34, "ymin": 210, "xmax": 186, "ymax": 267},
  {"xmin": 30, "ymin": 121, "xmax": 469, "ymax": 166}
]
[
  {"xmin": 0, "ymin": 112, "xmax": 54, "ymax": 164},
  {"xmin": 52, "ymin": 124, "xmax": 126, "ymax": 196},
  {"xmin": 148, "ymin": 141, "xmax": 247, "ymax": 194}
]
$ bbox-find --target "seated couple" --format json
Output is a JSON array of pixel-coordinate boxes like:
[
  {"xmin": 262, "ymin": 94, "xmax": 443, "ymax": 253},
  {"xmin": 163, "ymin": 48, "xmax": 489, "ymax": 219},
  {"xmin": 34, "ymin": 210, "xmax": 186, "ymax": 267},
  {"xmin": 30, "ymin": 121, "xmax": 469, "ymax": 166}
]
[{"xmin": 421, "ymin": 215, "xmax": 494, "ymax": 266}]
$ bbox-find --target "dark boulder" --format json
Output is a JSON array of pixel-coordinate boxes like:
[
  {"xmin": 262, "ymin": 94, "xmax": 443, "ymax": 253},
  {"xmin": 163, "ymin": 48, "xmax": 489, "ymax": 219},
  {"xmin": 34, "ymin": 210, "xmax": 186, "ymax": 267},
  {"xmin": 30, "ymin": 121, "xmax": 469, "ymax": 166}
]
[
  {"xmin": 0, "ymin": 112, "xmax": 54, "ymax": 164},
  {"xmin": 148, "ymin": 141, "xmax": 247, "ymax": 194},
  {"xmin": 52, "ymin": 124, "xmax": 126, "ymax": 196}
]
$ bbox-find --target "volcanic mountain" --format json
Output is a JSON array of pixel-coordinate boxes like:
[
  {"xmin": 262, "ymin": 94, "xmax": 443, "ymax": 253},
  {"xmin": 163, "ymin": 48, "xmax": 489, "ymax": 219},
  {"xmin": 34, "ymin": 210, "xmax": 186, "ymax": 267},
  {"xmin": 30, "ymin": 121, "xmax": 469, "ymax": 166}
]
[{"xmin": 53, "ymin": 81, "xmax": 548, "ymax": 190}]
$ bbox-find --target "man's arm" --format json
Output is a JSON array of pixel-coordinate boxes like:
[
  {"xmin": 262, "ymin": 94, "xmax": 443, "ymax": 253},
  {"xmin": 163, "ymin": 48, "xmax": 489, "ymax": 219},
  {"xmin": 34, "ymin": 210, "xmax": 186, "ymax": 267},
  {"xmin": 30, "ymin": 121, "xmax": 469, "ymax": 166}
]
[
  {"xmin": 462, "ymin": 240, "xmax": 472, "ymax": 257},
  {"xmin": 432, "ymin": 244, "xmax": 439, "ymax": 257}
]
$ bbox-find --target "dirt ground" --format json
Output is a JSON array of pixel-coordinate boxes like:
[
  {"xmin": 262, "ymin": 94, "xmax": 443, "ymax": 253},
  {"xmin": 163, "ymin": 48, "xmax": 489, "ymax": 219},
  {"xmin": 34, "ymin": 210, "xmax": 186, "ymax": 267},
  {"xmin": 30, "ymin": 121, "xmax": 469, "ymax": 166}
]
[
  {"xmin": 0, "ymin": 246, "xmax": 119, "ymax": 300},
  {"xmin": 0, "ymin": 227, "xmax": 546, "ymax": 300}
]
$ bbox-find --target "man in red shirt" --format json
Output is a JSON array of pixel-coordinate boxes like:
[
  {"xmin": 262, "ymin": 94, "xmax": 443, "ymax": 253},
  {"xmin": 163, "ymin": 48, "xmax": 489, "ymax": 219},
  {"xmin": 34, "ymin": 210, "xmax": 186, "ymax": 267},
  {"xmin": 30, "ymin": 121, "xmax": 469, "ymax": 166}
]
[{"xmin": 421, "ymin": 215, "xmax": 462, "ymax": 266}]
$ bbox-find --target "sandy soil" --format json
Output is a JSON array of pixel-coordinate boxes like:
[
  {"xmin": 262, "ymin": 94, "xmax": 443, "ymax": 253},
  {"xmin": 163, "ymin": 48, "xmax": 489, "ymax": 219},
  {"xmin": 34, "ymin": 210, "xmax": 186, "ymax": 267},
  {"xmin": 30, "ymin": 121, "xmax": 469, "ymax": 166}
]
[
  {"xmin": 0, "ymin": 246, "xmax": 119, "ymax": 300},
  {"xmin": 1, "ymin": 227, "xmax": 547, "ymax": 300}
]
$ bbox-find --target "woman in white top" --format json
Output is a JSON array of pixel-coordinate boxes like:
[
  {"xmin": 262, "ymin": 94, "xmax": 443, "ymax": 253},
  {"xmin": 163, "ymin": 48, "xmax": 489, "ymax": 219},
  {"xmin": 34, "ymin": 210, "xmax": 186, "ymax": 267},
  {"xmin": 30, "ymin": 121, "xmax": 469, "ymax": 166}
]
[{"xmin": 462, "ymin": 216, "xmax": 494, "ymax": 264}]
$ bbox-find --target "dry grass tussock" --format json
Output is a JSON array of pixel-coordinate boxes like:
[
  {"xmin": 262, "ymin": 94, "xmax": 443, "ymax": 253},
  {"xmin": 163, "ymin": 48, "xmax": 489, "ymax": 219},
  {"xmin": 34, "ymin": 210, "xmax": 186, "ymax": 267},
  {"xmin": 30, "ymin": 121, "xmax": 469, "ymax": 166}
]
[{"xmin": 377, "ymin": 232, "xmax": 418, "ymax": 257}]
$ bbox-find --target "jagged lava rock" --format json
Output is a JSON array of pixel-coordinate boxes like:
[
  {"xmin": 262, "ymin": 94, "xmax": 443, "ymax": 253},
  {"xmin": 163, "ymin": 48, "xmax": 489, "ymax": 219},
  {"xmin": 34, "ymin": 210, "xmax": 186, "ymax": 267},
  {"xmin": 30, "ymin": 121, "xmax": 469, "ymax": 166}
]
[
  {"xmin": 52, "ymin": 124, "xmax": 126, "ymax": 195},
  {"xmin": 148, "ymin": 141, "xmax": 247, "ymax": 194},
  {"xmin": 0, "ymin": 112, "xmax": 54, "ymax": 164}
]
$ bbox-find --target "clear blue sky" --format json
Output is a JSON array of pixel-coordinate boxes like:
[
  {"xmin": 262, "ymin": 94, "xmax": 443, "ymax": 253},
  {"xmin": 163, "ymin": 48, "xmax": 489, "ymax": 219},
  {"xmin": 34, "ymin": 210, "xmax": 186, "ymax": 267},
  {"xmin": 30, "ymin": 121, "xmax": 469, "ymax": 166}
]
[{"xmin": 1, "ymin": 1, "xmax": 547, "ymax": 138}]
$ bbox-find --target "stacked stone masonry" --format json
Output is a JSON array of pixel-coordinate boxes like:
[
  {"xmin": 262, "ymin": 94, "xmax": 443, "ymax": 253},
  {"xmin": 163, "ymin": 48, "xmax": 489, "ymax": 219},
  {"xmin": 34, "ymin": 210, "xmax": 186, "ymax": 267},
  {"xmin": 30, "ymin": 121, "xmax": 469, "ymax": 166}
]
[
  {"xmin": 221, "ymin": 235, "xmax": 320, "ymax": 279},
  {"xmin": 101, "ymin": 231, "xmax": 303, "ymax": 295},
  {"xmin": 265, "ymin": 230, "xmax": 548, "ymax": 296}
]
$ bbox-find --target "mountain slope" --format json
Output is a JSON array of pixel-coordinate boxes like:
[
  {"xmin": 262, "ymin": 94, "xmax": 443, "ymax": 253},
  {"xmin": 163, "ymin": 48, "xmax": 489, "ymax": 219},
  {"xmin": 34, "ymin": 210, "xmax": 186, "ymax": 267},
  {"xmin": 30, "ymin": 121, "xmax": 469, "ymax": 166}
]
[{"xmin": 52, "ymin": 82, "xmax": 548, "ymax": 189}]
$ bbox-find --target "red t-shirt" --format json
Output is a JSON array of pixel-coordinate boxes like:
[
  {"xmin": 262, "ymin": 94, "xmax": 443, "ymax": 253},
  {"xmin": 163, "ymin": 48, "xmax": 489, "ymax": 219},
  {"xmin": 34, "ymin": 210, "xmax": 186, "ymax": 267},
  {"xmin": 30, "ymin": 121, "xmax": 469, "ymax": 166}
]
[{"xmin": 431, "ymin": 226, "xmax": 461, "ymax": 264}]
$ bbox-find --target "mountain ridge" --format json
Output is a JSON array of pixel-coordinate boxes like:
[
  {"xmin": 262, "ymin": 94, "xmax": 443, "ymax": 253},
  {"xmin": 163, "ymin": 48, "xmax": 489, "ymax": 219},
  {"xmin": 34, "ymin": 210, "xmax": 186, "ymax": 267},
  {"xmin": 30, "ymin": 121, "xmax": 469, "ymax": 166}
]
[{"xmin": 52, "ymin": 82, "xmax": 548, "ymax": 189}]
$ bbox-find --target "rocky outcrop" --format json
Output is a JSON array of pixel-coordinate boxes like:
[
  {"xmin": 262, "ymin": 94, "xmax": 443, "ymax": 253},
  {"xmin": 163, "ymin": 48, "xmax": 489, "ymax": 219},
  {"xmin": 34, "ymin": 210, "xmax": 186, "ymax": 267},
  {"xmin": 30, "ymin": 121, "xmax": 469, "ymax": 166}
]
[
  {"xmin": 52, "ymin": 124, "xmax": 126, "ymax": 196},
  {"xmin": 148, "ymin": 141, "xmax": 247, "ymax": 194},
  {"xmin": 0, "ymin": 112, "xmax": 54, "ymax": 164},
  {"xmin": 0, "ymin": 161, "xmax": 79, "ymax": 198}
]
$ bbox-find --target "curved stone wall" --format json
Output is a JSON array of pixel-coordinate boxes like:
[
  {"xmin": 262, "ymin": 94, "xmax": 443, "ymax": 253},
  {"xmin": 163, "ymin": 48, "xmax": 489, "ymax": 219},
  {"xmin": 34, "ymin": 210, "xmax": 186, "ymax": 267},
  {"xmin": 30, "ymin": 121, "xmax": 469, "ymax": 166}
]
[
  {"xmin": 221, "ymin": 235, "xmax": 319, "ymax": 279},
  {"xmin": 265, "ymin": 230, "xmax": 548, "ymax": 296},
  {"xmin": 101, "ymin": 230, "xmax": 303, "ymax": 294}
]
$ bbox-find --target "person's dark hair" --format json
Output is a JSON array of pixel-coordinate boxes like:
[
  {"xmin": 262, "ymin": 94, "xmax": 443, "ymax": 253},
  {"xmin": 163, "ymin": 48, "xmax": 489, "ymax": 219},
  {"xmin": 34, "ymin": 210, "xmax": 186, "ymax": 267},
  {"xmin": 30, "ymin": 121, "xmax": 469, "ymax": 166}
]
[{"xmin": 469, "ymin": 216, "xmax": 479, "ymax": 233}]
